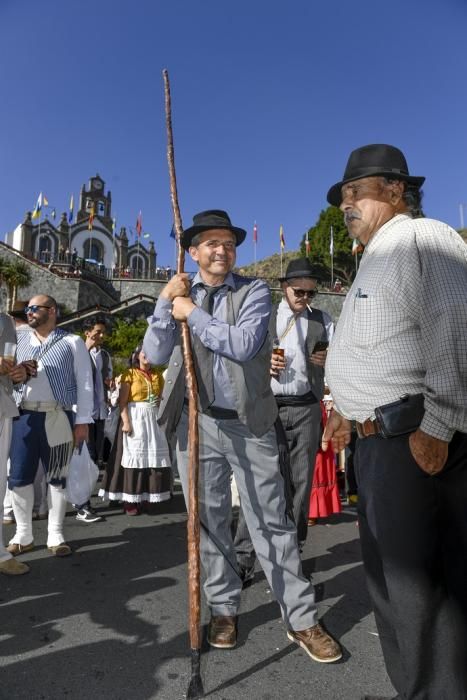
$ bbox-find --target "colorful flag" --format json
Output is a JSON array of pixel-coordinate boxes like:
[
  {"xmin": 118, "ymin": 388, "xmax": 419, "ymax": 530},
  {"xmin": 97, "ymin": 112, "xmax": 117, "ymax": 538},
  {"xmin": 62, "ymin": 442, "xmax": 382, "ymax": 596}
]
[
  {"xmin": 88, "ymin": 204, "xmax": 95, "ymax": 230},
  {"xmin": 329, "ymin": 225, "xmax": 334, "ymax": 256},
  {"xmin": 32, "ymin": 192, "xmax": 46, "ymax": 219},
  {"xmin": 253, "ymin": 221, "xmax": 258, "ymax": 244},
  {"xmin": 68, "ymin": 194, "xmax": 74, "ymax": 223},
  {"xmin": 169, "ymin": 225, "xmax": 176, "ymax": 239},
  {"xmin": 305, "ymin": 231, "xmax": 310, "ymax": 257},
  {"xmin": 279, "ymin": 225, "xmax": 285, "ymax": 250},
  {"xmin": 352, "ymin": 238, "xmax": 363, "ymax": 255},
  {"xmin": 136, "ymin": 211, "xmax": 143, "ymax": 237}
]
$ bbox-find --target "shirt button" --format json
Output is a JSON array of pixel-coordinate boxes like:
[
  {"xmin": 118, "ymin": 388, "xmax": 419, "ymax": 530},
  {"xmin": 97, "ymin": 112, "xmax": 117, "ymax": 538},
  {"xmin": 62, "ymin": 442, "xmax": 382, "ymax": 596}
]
[
  {"xmin": 173, "ymin": 362, "xmax": 179, "ymax": 367},
  {"xmin": 167, "ymin": 380, "xmax": 172, "ymax": 384},
  {"xmin": 193, "ymin": 326, "xmax": 196, "ymax": 331}
]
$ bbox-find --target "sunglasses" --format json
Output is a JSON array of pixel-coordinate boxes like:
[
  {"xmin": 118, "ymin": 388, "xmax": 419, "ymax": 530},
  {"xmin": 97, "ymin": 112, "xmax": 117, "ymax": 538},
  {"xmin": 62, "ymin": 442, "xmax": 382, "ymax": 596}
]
[
  {"xmin": 24, "ymin": 305, "xmax": 52, "ymax": 313},
  {"xmin": 287, "ymin": 286, "xmax": 318, "ymax": 299}
]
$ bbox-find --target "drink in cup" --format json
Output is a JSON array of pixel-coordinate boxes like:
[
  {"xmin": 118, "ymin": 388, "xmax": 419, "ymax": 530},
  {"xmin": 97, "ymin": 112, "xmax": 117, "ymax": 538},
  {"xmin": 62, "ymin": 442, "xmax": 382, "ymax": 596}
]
[{"xmin": 2, "ymin": 342, "xmax": 16, "ymax": 363}]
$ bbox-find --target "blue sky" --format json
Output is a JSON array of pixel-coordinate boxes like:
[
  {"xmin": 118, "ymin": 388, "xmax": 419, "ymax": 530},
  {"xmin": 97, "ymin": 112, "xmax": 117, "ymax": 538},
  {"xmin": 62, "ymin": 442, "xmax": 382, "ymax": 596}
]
[{"xmin": 1, "ymin": 0, "xmax": 466, "ymax": 269}]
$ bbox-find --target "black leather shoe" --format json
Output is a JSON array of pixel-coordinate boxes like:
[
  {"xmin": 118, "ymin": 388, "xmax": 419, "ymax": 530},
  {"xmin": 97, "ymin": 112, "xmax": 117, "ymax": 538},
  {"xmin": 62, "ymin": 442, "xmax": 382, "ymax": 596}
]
[{"xmin": 239, "ymin": 563, "xmax": 255, "ymax": 589}]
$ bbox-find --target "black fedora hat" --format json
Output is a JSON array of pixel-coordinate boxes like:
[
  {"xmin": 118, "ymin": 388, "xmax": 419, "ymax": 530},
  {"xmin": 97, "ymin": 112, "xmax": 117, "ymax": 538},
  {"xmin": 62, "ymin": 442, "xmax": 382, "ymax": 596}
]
[
  {"xmin": 278, "ymin": 257, "xmax": 323, "ymax": 283},
  {"xmin": 181, "ymin": 210, "xmax": 247, "ymax": 251},
  {"xmin": 327, "ymin": 144, "xmax": 425, "ymax": 207}
]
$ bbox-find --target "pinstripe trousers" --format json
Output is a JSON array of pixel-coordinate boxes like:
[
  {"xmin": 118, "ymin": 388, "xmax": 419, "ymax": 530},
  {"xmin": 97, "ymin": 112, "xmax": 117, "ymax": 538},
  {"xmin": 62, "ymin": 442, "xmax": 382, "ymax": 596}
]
[{"xmin": 235, "ymin": 402, "xmax": 322, "ymax": 569}]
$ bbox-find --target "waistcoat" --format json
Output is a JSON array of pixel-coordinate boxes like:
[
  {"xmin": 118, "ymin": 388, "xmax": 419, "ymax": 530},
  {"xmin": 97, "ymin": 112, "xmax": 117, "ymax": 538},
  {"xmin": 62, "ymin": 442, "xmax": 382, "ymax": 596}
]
[
  {"xmin": 269, "ymin": 304, "xmax": 327, "ymax": 401},
  {"xmin": 157, "ymin": 275, "xmax": 278, "ymax": 438},
  {"xmin": 14, "ymin": 329, "xmax": 77, "ymax": 408}
]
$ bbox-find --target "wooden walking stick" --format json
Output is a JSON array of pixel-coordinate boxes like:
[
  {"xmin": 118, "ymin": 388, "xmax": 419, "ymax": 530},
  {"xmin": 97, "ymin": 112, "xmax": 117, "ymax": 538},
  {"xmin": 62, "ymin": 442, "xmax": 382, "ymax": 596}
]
[{"xmin": 163, "ymin": 69, "xmax": 204, "ymax": 700}]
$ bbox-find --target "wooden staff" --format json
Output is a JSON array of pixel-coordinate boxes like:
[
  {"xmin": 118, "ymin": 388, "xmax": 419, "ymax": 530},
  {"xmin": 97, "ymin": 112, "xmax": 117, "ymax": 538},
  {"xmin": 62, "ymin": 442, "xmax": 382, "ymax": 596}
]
[{"xmin": 163, "ymin": 69, "xmax": 204, "ymax": 700}]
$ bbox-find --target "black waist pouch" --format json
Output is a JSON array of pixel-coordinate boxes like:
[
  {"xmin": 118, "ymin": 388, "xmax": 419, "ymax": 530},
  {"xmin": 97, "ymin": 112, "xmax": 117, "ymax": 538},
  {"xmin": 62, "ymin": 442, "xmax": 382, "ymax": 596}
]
[{"xmin": 375, "ymin": 394, "xmax": 425, "ymax": 438}]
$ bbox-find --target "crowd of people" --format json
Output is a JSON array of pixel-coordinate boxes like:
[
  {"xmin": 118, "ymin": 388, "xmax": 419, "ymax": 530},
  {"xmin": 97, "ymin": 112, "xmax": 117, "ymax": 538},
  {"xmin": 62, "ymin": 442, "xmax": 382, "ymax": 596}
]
[{"xmin": 1, "ymin": 143, "xmax": 466, "ymax": 700}]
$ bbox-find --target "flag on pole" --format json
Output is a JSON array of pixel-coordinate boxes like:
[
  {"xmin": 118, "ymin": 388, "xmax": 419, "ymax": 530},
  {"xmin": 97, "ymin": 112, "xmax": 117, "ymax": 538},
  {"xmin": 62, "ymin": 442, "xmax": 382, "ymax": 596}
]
[
  {"xmin": 68, "ymin": 195, "xmax": 74, "ymax": 223},
  {"xmin": 279, "ymin": 225, "xmax": 285, "ymax": 250},
  {"xmin": 253, "ymin": 221, "xmax": 258, "ymax": 244},
  {"xmin": 352, "ymin": 238, "xmax": 363, "ymax": 255},
  {"xmin": 136, "ymin": 211, "xmax": 143, "ymax": 237},
  {"xmin": 88, "ymin": 204, "xmax": 95, "ymax": 230},
  {"xmin": 32, "ymin": 192, "xmax": 46, "ymax": 219},
  {"xmin": 305, "ymin": 231, "xmax": 310, "ymax": 257},
  {"xmin": 329, "ymin": 225, "xmax": 334, "ymax": 256},
  {"xmin": 43, "ymin": 195, "xmax": 49, "ymax": 207}
]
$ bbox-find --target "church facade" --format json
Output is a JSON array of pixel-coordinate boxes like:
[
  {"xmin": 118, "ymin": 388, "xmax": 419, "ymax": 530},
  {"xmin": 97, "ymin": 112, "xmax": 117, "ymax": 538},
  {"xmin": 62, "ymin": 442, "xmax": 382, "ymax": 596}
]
[{"xmin": 6, "ymin": 174, "xmax": 157, "ymax": 276}]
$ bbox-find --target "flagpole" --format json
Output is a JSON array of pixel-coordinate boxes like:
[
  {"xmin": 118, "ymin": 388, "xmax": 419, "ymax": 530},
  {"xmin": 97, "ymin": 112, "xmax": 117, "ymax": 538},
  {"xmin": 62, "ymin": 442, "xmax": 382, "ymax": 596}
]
[
  {"xmin": 330, "ymin": 225, "xmax": 334, "ymax": 289},
  {"xmin": 253, "ymin": 221, "xmax": 257, "ymax": 277}
]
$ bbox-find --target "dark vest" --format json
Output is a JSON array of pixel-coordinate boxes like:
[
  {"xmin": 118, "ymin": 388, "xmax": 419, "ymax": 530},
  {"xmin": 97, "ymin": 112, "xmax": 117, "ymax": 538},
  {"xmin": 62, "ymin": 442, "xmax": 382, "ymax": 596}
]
[{"xmin": 269, "ymin": 304, "xmax": 327, "ymax": 402}]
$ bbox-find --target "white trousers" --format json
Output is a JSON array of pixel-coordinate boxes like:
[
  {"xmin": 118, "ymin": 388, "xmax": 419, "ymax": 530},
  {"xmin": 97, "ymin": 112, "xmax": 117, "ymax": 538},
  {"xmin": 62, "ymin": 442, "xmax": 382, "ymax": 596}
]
[{"xmin": 0, "ymin": 417, "xmax": 13, "ymax": 562}]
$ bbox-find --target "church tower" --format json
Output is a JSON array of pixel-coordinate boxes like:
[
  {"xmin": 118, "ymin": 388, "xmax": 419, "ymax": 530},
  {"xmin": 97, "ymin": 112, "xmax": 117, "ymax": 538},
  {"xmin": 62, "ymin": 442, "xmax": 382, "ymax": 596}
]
[{"xmin": 76, "ymin": 174, "xmax": 113, "ymax": 231}]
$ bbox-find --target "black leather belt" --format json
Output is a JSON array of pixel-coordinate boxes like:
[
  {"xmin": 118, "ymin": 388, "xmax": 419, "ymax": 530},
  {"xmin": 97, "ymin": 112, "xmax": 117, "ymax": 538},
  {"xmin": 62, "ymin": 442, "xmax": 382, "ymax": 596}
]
[{"xmin": 184, "ymin": 399, "xmax": 238, "ymax": 420}]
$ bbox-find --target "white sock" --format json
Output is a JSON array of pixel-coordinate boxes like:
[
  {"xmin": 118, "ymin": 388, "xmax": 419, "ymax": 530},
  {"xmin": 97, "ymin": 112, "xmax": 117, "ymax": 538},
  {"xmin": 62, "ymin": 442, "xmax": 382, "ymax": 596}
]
[
  {"xmin": 10, "ymin": 484, "xmax": 34, "ymax": 545},
  {"xmin": 47, "ymin": 485, "xmax": 67, "ymax": 547}
]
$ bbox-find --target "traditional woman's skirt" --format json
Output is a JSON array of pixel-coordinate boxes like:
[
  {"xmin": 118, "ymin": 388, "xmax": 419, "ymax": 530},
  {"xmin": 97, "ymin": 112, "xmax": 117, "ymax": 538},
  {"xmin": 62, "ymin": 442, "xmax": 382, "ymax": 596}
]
[
  {"xmin": 308, "ymin": 403, "xmax": 342, "ymax": 519},
  {"xmin": 99, "ymin": 402, "xmax": 172, "ymax": 504}
]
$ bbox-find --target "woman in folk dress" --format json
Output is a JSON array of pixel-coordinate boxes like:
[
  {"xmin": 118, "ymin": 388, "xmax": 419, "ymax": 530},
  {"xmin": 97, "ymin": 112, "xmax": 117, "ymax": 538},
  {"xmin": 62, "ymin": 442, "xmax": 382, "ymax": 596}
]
[{"xmin": 118, "ymin": 345, "xmax": 172, "ymax": 515}]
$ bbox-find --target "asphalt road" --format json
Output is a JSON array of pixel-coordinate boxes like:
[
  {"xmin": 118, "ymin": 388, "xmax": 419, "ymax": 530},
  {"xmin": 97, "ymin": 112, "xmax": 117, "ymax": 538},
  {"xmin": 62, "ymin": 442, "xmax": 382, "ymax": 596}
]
[{"xmin": 0, "ymin": 486, "xmax": 396, "ymax": 700}]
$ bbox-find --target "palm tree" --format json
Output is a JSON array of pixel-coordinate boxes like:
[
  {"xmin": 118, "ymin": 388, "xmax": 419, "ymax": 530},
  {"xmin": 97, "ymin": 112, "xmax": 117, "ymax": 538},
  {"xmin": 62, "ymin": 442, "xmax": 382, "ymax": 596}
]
[{"xmin": 0, "ymin": 260, "xmax": 31, "ymax": 311}]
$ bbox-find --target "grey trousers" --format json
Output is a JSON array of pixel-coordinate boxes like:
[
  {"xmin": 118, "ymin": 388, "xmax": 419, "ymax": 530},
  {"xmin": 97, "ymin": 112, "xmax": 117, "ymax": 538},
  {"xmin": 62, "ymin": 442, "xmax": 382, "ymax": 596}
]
[
  {"xmin": 235, "ymin": 402, "xmax": 322, "ymax": 568},
  {"xmin": 176, "ymin": 407, "xmax": 318, "ymax": 630}
]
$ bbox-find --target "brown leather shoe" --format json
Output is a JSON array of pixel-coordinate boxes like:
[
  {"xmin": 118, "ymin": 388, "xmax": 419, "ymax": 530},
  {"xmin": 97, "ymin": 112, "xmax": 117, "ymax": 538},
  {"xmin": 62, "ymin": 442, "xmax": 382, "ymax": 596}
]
[
  {"xmin": 207, "ymin": 615, "xmax": 237, "ymax": 649},
  {"xmin": 0, "ymin": 558, "xmax": 30, "ymax": 575},
  {"xmin": 287, "ymin": 622, "xmax": 342, "ymax": 663},
  {"xmin": 47, "ymin": 543, "xmax": 72, "ymax": 557},
  {"xmin": 7, "ymin": 541, "xmax": 34, "ymax": 556}
]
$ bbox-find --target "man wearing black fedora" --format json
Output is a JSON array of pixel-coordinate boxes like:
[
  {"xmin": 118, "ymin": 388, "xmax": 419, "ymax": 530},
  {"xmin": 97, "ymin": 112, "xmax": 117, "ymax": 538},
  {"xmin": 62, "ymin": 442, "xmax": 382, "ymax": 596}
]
[
  {"xmin": 322, "ymin": 144, "xmax": 467, "ymax": 699},
  {"xmin": 234, "ymin": 257, "xmax": 332, "ymax": 581},
  {"xmin": 144, "ymin": 210, "xmax": 341, "ymax": 663}
]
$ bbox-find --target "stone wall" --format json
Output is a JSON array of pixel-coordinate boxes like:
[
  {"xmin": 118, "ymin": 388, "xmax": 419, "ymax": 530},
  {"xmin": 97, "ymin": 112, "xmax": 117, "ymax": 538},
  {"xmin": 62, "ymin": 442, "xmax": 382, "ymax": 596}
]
[{"xmin": 0, "ymin": 246, "xmax": 120, "ymax": 313}]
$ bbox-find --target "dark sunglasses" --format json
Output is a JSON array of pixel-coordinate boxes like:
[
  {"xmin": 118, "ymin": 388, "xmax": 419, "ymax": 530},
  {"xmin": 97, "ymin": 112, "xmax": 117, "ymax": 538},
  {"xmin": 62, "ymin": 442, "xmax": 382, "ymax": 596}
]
[
  {"xmin": 24, "ymin": 304, "xmax": 52, "ymax": 313},
  {"xmin": 288, "ymin": 285, "xmax": 318, "ymax": 299}
]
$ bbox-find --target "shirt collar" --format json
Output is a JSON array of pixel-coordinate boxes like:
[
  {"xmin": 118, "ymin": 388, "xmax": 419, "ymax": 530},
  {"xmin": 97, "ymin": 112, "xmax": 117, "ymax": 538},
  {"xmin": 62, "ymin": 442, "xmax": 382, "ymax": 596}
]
[
  {"xmin": 191, "ymin": 271, "xmax": 236, "ymax": 291},
  {"xmin": 365, "ymin": 214, "xmax": 412, "ymax": 255}
]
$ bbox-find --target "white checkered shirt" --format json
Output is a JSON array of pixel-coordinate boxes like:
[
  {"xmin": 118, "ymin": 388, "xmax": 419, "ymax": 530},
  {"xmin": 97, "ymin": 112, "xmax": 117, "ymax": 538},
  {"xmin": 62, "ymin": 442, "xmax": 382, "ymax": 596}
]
[{"xmin": 326, "ymin": 214, "xmax": 467, "ymax": 441}]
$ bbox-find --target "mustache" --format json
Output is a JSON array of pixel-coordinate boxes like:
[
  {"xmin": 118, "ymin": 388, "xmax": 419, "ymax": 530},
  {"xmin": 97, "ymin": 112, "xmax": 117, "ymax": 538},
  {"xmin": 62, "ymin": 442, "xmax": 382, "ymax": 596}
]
[{"xmin": 344, "ymin": 210, "xmax": 362, "ymax": 225}]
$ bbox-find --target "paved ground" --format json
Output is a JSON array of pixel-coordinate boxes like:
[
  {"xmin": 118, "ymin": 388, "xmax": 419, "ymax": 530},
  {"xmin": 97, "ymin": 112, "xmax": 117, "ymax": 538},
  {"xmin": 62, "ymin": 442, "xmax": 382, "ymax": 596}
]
[{"xmin": 0, "ymin": 486, "xmax": 396, "ymax": 700}]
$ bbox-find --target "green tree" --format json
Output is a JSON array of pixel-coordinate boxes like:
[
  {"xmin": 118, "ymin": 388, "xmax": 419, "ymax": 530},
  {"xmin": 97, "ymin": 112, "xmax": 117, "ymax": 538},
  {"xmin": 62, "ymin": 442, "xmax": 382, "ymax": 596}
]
[
  {"xmin": 0, "ymin": 260, "xmax": 31, "ymax": 311},
  {"xmin": 106, "ymin": 317, "xmax": 149, "ymax": 360},
  {"xmin": 300, "ymin": 206, "xmax": 359, "ymax": 284}
]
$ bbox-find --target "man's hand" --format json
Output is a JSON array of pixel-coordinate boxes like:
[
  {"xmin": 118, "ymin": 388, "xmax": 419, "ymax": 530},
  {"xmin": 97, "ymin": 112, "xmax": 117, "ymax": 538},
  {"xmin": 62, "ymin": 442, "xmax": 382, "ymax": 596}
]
[
  {"xmin": 0, "ymin": 358, "xmax": 14, "ymax": 376},
  {"xmin": 309, "ymin": 350, "xmax": 327, "ymax": 367},
  {"xmin": 172, "ymin": 296, "xmax": 196, "ymax": 321},
  {"xmin": 160, "ymin": 273, "xmax": 191, "ymax": 301},
  {"xmin": 9, "ymin": 364, "xmax": 27, "ymax": 383},
  {"xmin": 409, "ymin": 429, "xmax": 449, "ymax": 475},
  {"xmin": 270, "ymin": 350, "xmax": 287, "ymax": 377},
  {"xmin": 322, "ymin": 409, "xmax": 352, "ymax": 452},
  {"xmin": 73, "ymin": 423, "xmax": 89, "ymax": 447}
]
